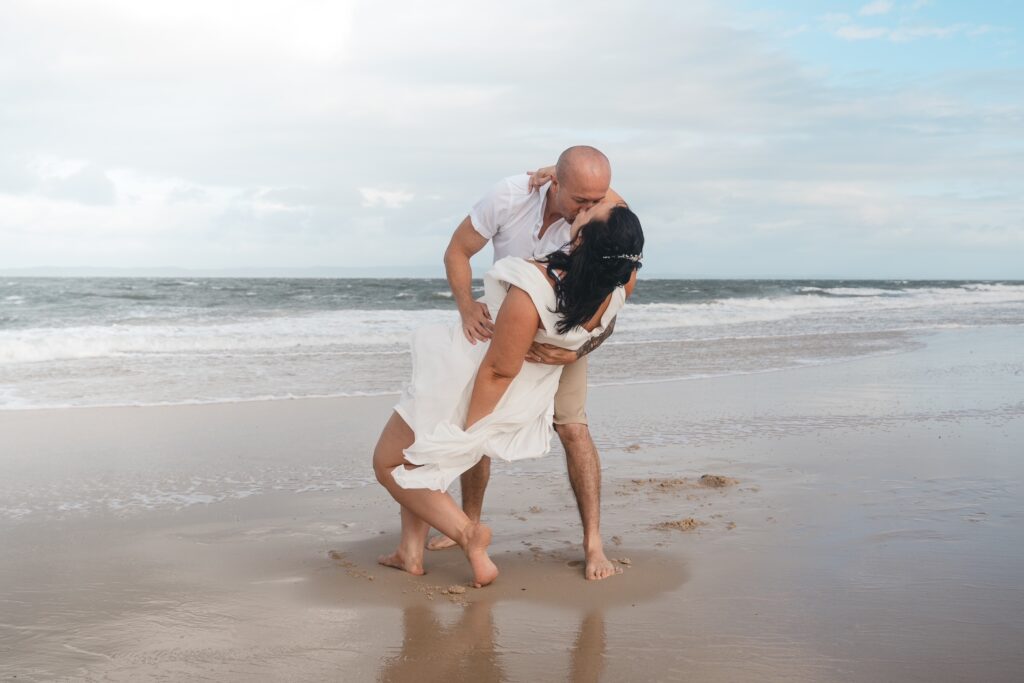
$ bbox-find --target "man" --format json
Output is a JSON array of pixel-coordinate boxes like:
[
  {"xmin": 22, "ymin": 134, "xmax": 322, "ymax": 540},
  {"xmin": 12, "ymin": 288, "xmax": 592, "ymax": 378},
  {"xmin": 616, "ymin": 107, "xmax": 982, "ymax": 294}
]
[{"xmin": 431, "ymin": 145, "xmax": 630, "ymax": 581}]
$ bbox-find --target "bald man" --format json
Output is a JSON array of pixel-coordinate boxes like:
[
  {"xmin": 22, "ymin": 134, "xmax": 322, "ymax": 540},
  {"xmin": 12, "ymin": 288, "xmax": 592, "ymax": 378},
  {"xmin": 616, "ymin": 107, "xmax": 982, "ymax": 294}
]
[{"xmin": 434, "ymin": 146, "xmax": 630, "ymax": 581}]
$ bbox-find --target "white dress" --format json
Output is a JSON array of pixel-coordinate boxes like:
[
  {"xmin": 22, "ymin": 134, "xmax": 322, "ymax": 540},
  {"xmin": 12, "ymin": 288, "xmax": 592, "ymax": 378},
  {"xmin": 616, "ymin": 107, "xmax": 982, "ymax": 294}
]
[{"xmin": 392, "ymin": 256, "xmax": 626, "ymax": 491}]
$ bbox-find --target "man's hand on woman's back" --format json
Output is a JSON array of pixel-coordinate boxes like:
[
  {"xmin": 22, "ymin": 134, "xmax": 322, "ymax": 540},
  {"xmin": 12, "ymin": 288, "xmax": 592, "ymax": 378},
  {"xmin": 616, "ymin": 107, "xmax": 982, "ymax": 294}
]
[{"xmin": 460, "ymin": 301, "xmax": 494, "ymax": 344}]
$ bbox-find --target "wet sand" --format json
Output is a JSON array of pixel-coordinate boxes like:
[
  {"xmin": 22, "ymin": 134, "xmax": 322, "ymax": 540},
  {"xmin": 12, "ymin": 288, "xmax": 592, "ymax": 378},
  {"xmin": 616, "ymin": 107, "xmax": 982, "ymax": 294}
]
[{"xmin": 1, "ymin": 326, "xmax": 1023, "ymax": 681}]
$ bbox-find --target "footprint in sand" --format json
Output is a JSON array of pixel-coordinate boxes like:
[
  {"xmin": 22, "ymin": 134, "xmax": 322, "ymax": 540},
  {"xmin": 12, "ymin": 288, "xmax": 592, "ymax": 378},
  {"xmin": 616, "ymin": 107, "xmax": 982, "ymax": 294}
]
[{"xmin": 654, "ymin": 517, "xmax": 706, "ymax": 532}]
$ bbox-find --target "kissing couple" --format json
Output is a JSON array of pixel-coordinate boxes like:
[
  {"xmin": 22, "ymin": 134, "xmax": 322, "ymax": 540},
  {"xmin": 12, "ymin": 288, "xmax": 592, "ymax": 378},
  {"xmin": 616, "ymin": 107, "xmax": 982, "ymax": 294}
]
[{"xmin": 371, "ymin": 146, "xmax": 643, "ymax": 586}]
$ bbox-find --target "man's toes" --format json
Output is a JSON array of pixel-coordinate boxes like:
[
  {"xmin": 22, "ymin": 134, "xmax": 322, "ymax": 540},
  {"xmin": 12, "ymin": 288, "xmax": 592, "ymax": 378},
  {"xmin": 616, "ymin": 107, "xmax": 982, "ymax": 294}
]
[
  {"xmin": 585, "ymin": 560, "xmax": 619, "ymax": 581},
  {"xmin": 426, "ymin": 535, "xmax": 457, "ymax": 551},
  {"xmin": 378, "ymin": 552, "xmax": 401, "ymax": 568}
]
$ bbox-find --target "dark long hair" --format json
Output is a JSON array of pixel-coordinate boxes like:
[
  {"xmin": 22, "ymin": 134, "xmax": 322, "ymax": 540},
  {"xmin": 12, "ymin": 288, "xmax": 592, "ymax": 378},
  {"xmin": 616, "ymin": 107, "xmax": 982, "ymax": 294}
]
[{"xmin": 540, "ymin": 205, "xmax": 644, "ymax": 334}]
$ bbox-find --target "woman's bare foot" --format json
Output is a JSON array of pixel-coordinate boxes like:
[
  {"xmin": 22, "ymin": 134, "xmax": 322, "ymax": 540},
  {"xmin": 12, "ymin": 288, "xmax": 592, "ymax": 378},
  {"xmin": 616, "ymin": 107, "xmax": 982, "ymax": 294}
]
[
  {"xmin": 462, "ymin": 522, "xmax": 499, "ymax": 588},
  {"xmin": 426, "ymin": 533, "xmax": 458, "ymax": 551},
  {"xmin": 377, "ymin": 547, "xmax": 425, "ymax": 576}
]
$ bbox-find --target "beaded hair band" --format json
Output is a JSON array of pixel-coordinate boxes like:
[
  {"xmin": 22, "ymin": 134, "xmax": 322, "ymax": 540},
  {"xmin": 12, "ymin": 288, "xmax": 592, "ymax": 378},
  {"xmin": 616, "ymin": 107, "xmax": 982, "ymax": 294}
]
[{"xmin": 601, "ymin": 253, "xmax": 643, "ymax": 262}]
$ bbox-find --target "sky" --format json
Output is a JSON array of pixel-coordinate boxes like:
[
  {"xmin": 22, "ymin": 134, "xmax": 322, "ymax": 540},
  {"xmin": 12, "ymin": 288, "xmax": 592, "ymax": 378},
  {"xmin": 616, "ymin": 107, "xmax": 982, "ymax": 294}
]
[{"xmin": 0, "ymin": 0, "xmax": 1021, "ymax": 278}]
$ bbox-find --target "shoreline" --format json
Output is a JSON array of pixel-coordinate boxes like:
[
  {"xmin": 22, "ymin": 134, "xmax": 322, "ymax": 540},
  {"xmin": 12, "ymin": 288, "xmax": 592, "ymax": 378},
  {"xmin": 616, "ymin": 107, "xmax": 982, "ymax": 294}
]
[{"xmin": 4, "ymin": 323, "xmax": 988, "ymax": 414}]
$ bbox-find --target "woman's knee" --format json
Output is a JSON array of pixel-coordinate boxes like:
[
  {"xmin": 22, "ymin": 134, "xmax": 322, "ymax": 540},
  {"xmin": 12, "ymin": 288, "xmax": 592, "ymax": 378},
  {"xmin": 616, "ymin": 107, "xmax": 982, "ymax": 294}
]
[
  {"xmin": 372, "ymin": 442, "xmax": 396, "ymax": 486},
  {"xmin": 373, "ymin": 458, "xmax": 391, "ymax": 486},
  {"xmin": 371, "ymin": 411, "xmax": 414, "ymax": 485}
]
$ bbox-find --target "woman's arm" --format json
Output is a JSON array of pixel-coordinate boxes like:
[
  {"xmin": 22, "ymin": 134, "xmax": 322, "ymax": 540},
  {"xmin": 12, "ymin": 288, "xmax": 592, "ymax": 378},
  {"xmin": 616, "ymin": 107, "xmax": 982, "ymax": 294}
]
[
  {"xmin": 528, "ymin": 165, "xmax": 627, "ymax": 207},
  {"xmin": 464, "ymin": 287, "xmax": 540, "ymax": 429}
]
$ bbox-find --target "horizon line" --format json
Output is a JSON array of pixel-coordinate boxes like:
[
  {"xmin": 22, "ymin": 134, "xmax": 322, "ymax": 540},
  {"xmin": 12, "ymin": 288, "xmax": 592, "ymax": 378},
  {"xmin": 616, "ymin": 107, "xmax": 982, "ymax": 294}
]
[{"xmin": 1, "ymin": 266, "xmax": 1021, "ymax": 282}]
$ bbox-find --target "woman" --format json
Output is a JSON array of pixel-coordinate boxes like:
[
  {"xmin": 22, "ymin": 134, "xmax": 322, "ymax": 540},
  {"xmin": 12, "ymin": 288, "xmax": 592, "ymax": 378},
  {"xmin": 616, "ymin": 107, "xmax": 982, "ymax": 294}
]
[{"xmin": 372, "ymin": 202, "xmax": 644, "ymax": 587}]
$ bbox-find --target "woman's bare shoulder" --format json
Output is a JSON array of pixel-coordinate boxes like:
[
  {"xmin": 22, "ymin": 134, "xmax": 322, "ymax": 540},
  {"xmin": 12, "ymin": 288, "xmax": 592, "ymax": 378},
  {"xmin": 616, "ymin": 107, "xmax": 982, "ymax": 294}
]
[
  {"xmin": 582, "ymin": 291, "xmax": 615, "ymax": 332},
  {"xmin": 529, "ymin": 260, "xmax": 557, "ymax": 288},
  {"xmin": 500, "ymin": 284, "xmax": 544, "ymax": 331}
]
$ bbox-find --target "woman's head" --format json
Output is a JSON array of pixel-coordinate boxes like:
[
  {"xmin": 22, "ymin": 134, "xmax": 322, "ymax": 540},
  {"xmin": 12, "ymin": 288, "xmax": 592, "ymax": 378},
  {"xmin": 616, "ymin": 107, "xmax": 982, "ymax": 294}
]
[{"xmin": 541, "ymin": 203, "xmax": 644, "ymax": 334}]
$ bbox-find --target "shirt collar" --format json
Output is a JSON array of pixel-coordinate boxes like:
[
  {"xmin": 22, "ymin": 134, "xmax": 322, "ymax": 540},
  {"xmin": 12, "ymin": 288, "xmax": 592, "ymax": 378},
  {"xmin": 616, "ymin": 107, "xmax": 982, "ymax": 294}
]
[{"xmin": 534, "ymin": 182, "xmax": 565, "ymax": 239}]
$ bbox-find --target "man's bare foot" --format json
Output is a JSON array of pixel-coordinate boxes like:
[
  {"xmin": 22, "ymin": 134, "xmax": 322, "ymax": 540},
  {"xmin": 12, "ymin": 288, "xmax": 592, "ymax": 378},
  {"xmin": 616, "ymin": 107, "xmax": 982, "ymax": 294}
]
[
  {"xmin": 585, "ymin": 546, "xmax": 620, "ymax": 581},
  {"xmin": 377, "ymin": 548, "xmax": 425, "ymax": 576},
  {"xmin": 463, "ymin": 522, "xmax": 499, "ymax": 588},
  {"xmin": 426, "ymin": 534, "xmax": 458, "ymax": 551}
]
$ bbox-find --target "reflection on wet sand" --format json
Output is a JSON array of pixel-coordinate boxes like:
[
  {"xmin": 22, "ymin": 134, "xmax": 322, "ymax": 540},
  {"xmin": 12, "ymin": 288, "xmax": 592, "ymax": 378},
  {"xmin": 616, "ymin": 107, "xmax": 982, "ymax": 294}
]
[
  {"xmin": 569, "ymin": 610, "xmax": 607, "ymax": 682},
  {"xmin": 378, "ymin": 603, "xmax": 607, "ymax": 683},
  {"xmin": 379, "ymin": 601, "xmax": 506, "ymax": 682}
]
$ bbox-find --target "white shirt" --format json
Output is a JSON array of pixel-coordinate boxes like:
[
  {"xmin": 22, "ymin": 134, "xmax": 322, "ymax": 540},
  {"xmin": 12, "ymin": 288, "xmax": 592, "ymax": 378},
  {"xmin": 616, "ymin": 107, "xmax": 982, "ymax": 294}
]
[{"xmin": 469, "ymin": 174, "xmax": 572, "ymax": 263}]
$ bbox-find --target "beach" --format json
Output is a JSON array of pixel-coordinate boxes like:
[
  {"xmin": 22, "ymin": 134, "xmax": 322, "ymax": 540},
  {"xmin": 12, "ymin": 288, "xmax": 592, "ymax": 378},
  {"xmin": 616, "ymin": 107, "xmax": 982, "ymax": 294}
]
[{"xmin": 2, "ymin": 325, "xmax": 1022, "ymax": 681}]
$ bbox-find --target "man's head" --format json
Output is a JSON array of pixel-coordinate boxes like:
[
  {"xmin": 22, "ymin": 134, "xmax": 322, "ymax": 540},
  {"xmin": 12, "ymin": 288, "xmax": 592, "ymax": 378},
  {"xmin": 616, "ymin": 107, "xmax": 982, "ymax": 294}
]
[{"xmin": 548, "ymin": 146, "xmax": 611, "ymax": 222}]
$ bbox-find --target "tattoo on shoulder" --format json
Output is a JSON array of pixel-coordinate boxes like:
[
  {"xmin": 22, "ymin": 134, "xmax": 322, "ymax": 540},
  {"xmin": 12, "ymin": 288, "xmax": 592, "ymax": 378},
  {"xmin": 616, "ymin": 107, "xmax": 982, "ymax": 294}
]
[{"xmin": 575, "ymin": 317, "xmax": 616, "ymax": 359}]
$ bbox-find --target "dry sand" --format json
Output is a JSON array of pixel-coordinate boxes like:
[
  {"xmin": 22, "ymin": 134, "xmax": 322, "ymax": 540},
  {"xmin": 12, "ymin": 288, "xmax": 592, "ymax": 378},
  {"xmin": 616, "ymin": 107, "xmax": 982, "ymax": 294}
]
[{"xmin": 1, "ymin": 326, "xmax": 1023, "ymax": 681}]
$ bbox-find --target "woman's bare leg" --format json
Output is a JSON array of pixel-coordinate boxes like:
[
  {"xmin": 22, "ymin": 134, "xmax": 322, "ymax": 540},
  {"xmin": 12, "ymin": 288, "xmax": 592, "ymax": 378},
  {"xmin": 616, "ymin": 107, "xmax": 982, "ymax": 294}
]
[{"xmin": 372, "ymin": 412, "xmax": 499, "ymax": 587}]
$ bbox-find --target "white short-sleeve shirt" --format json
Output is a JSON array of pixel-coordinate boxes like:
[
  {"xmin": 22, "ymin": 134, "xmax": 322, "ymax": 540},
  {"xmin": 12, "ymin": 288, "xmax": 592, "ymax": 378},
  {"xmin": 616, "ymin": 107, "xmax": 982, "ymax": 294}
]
[{"xmin": 468, "ymin": 174, "xmax": 572, "ymax": 263}]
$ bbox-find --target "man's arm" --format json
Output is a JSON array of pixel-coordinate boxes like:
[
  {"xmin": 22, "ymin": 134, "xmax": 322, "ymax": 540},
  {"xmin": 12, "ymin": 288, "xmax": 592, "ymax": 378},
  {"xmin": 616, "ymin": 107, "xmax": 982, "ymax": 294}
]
[
  {"xmin": 525, "ymin": 317, "xmax": 614, "ymax": 364},
  {"xmin": 572, "ymin": 317, "xmax": 616, "ymax": 359},
  {"xmin": 444, "ymin": 216, "xmax": 493, "ymax": 344}
]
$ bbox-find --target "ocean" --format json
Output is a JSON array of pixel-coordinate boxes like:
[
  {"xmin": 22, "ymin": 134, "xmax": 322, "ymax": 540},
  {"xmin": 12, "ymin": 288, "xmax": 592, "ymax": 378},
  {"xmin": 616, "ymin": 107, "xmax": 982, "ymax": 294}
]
[{"xmin": 2, "ymin": 277, "xmax": 1023, "ymax": 410}]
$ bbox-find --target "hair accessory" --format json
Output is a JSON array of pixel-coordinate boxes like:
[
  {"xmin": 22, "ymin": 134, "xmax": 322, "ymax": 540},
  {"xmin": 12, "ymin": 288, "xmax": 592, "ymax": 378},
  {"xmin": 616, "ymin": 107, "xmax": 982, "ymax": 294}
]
[{"xmin": 601, "ymin": 253, "xmax": 643, "ymax": 263}]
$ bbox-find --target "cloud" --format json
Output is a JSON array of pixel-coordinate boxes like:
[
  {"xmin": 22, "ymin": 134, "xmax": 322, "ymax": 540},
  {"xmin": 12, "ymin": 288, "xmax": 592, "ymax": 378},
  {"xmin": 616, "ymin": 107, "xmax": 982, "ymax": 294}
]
[
  {"xmin": 832, "ymin": 21, "xmax": 992, "ymax": 44},
  {"xmin": 836, "ymin": 25, "xmax": 890, "ymax": 40},
  {"xmin": 0, "ymin": 0, "xmax": 1021, "ymax": 277},
  {"xmin": 820, "ymin": 13, "xmax": 852, "ymax": 24},
  {"xmin": 858, "ymin": 1, "xmax": 893, "ymax": 17},
  {"xmin": 358, "ymin": 188, "xmax": 415, "ymax": 209},
  {"xmin": 889, "ymin": 24, "xmax": 966, "ymax": 42}
]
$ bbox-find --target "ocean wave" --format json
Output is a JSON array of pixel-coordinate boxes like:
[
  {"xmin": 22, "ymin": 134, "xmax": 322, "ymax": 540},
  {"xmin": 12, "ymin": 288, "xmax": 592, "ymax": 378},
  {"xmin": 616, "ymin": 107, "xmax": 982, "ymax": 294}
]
[
  {"xmin": 798, "ymin": 286, "xmax": 903, "ymax": 296},
  {"xmin": 0, "ymin": 309, "xmax": 456, "ymax": 364},
  {"xmin": 4, "ymin": 281, "xmax": 1023, "ymax": 364},
  {"xmin": 0, "ymin": 473, "xmax": 376, "ymax": 520},
  {"xmin": 619, "ymin": 284, "xmax": 1024, "ymax": 330},
  {"xmin": 819, "ymin": 287, "xmax": 899, "ymax": 297},
  {"xmin": 0, "ymin": 389, "xmax": 404, "ymax": 411}
]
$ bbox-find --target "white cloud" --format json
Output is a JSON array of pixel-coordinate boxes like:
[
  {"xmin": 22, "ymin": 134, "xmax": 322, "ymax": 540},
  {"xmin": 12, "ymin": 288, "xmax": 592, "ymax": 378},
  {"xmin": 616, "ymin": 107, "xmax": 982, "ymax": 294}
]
[
  {"xmin": 890, "ymin": 24, "xmax": 965, "ymax": 42},
  {"xmin": 820, "ymin": 13, "xmax": 852, "ymax": 24},
  {"xmin": 359, "ymin": 188, "xmax": 416, "ymax": 209},
  {"xmin": 28, "ymin": 156, "xmax": 89, "ymax": 181},
  {"xmin": 836, "ymin": 25, "xmax": 890, "ymax": 40},
  {"xmin": 832, "ymin": 22, "xmax": 980, "ymax": 44},
  {"xmin": 858, "ymin": 1, "xmax": 893, "ymax": 17},
  {"xmin": 0, "ymin": 0, "xmax": 1020, "ymax": 276}
]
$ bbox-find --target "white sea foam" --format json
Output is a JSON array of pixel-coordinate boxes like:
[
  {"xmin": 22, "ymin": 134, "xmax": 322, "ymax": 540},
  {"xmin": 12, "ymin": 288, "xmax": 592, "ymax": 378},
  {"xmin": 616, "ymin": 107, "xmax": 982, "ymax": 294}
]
[
  {"xmin": 820, "ymin": 287, "xmax": 896, "ymax": 296},
  {"xmin": 0, "ymin": 385, "xmax": 32, "ymax": 409},
  {"xmin": 0, "ymin": 389, "xmax": 404, "ymax": 411},
  {"xmin": 3, "ymin": 284, "xmax": 1022, "ymax": 365},
  {"xmin": 0, "ymin": 309, "xmax": 457, "ymax": 364},
  {"xmin": 0, "ymin": 473, "xmax": 377, "ymax": 520},
  {"xmin": 619, "ymin": 284, "xmax": 1024, "ymax": 331},
  {"xmin": 2, "ymin": 280, "xmax": 1022, "ymax": 411}
]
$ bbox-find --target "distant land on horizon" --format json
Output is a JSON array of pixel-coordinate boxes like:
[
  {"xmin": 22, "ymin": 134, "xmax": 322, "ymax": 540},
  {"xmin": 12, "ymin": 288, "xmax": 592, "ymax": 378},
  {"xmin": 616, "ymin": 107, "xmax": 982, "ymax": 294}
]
[{"xmin": 1, "ymin": 265, "xmax": 1021, "ymax": 281}]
